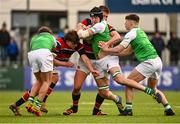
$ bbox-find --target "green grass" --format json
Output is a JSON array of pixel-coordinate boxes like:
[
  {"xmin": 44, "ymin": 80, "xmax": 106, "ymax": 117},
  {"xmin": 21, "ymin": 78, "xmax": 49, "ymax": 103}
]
[{"xmin": 0, "ymin": 91, "xmax": 180, "ymax": 123}]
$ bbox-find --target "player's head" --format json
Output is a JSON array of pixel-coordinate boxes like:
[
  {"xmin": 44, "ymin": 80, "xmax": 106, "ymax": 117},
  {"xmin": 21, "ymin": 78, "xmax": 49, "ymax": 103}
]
[
  {"xmin": 99, "ymin": 5, "xmax": 110, "ymax": 21},
  {"xmin": 81, "ymin": 18, "xmax": 92, "ymax": 26},
  {"xmin": 37, "ymin": 26, "xmax": 53, "ymax": 34},
  {"xmin": 125, "ymin": 14, "xmax": 140, "ymax": 30},
  {"xmin": 90, "ymin": 7, "xmax": 103, "ymax": 24},
  {"xmin": 64, "ymin": 30, "xmax": 80, "ymax": 49}
]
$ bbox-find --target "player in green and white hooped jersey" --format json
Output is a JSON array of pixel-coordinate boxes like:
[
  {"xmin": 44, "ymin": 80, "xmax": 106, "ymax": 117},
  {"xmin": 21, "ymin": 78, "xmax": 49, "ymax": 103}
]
[
  {"xmin": 99, "ymin": 14, "xmax": 175, "ymax": 116},
  {"xmin": 77, "ymin": 7, "xmax": 157, "ymax": 115},
  {"xmin": 25, "ymin": 26, "xmax": 57, "ymax": 116}
]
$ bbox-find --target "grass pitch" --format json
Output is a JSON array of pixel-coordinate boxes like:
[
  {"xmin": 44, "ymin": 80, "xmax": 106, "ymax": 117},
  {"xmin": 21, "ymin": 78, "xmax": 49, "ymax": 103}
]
[{"xmin": 0, "ymin": 91, "xmax": 180, "ymax": 123}]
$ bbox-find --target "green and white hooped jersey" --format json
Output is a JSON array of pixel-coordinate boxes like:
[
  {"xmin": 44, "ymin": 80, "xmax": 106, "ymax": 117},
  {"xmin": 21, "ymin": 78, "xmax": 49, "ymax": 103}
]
[
  {"xmin": 122, "ymin": 28, "xmax": 158, "ymax": 62},
  {"xmin": 30, "ymin": 32, "xmax": 57, "ymax": 51},
  {"xmin": 90, "ymin": 20, "xmax": 110, "ymax": 55}
]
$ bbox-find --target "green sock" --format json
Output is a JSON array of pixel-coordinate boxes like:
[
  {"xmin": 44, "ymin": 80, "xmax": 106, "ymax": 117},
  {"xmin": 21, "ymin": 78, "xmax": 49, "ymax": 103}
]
[
  {"xmin": 28, "ymin": 96, "xmax": 34, "ymax": 104},
  {"xmin": 164, "ymin": 103, "xmax": 171, "ymax": 110},
  {"xmin": 35, "ymin": 99, "xmax": 42, "ymax": 109},
  {"xmin": 125, "ymin": 102, "xmax": 132, "ymax": 110},
  {"xmin": 144, "ymin": 87, "xmax": 155, "ymax": 95}
]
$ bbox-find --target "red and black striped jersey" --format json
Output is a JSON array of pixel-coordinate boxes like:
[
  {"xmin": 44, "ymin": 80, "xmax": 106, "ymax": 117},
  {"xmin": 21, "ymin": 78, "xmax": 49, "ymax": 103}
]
[{"xmin": 53, "ymin": 38, "xmax": 85, "ymax": 61}]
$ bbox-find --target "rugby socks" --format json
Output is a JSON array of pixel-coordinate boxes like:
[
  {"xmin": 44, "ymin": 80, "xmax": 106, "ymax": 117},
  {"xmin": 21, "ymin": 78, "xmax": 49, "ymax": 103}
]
[
  {"xmin": 164, "ymin": 103, "xmax": 172, "ymax": 110},
  {"xmin": 144, "ymin": 87, "xmax": 155, "ymax": 95},
  {"xmin": 114, "ymin": 95, "xmax": 121, "ymax": 104},
  {"xmin": 43, "ymin": 82, "xmax": 56, "ymax": 103},
  {"xmin": 72, "ymin": 93, "xmax": 81, "ymax": 109},
  {"xmin": 28, "ymin": 96, "xmax": 35, "ymax": 104},
  {"xmin": 15, "ymin": 90, "xmax": 30, "ymax": 107},
  {"xmin": 94, "ymin": 93, "xmax": 104, "ymax": 110},
  {"xmin": 125, "ymin": 102, "xmax": 132, "ymax": 110},
  {"xmin": 35, "ymin": 99, "xmax": 42, "ymax": 109}
]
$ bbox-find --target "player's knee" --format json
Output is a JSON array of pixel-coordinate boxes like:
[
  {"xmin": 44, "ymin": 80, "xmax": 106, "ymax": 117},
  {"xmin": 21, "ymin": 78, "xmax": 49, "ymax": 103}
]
[
  {"xmin": 99, "ymin": 89, "xmax": 111, "ymax": 99},
  {"xmin": 114, "ymin": 74, "xmax": 126, "ymax": 85},
  {"xmin": 52, "ymin": 73, "xmax": 59, "ymax": 84},
  {"xmin": 98, "ymin": 85, "xmax": 109, "ymax": 98}
]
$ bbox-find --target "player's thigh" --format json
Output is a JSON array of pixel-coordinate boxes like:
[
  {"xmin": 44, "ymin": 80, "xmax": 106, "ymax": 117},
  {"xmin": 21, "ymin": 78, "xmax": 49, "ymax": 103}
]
[
  {"xmin": 34, "ymin": 72, "xmax": 41, "ymax": 82},
  {"xmin": 95, "ymin": 77, "xmax": 109, "ymax": 87},
  {"xmin": 40, "ymin": 71, "xmax": 52, "ymax": 83},
  {"xmin": 74, "ymin": 70, "xmax": 88, "ymax": 89},
  {"xmin": 127, "ymin": 68, "xmax": 145, "ymax": 83}
]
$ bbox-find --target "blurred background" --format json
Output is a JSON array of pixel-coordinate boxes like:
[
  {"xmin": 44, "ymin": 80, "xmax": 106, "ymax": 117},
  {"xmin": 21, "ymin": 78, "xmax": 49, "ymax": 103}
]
[{"xmin": 0, "ymin": 0, "xmax": 180, "ymax": 91}]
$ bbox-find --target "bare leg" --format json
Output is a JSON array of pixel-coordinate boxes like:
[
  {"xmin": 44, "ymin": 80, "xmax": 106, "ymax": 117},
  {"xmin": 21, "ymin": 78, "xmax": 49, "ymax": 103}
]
[
  {"xmin": 30, "ymin": 72, "xmax": 42, "ymax": 97},
  {"xmin": 109, "ymin": 67, "xmax": 150, "ymax": 92},
  {"xmin": 147, "ymin": 78, "xmax": 175, "ymax": 115},
  {"xmin": 38, "ymin": 71, "xmax": 52, "ymax": 101}
]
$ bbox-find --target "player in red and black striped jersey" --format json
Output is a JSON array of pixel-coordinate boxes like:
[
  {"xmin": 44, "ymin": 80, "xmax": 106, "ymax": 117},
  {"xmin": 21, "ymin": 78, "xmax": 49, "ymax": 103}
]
[
  {"xmin": 9, "ymin": 30, "xmax": 99, "ymax": 116},
  {"xmin": 63, "ymin": 6, "xmax": 122, "ymax": 116}
]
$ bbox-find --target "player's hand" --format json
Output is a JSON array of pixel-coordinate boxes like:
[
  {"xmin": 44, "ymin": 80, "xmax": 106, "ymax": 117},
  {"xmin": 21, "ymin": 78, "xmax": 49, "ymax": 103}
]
[
  {"xmin": 98, "ymin": 41, "xmax": 109, "ymax": 51},
  {"xmin": 76, "ymin": 23, "xmax": 84, "ymax": 31},
  {"xmin": 91, "ymin": 69, "xmax": 100, "ymax": 77},
  {"xmin": 65, "ymin": 62, "xmax": 74, "ymax": 68}
]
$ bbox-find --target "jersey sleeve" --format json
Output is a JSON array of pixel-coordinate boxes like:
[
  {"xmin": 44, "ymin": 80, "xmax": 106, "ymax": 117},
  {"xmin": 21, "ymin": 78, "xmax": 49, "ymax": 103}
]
[
  {"xmin": 90, "ymin": 22, "xmax": 106, "ymax": 34},
  {"xmin": 52, "ymin": 36, "xmax": 57, "ymax": 47},
  {"xmin": 120, "ymin": 29, "xmax": 137, "ymax": 48}
]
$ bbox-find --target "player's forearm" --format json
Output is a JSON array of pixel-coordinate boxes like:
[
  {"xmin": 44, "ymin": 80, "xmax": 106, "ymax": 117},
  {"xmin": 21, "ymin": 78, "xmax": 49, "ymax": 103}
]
[
  {"xmin": 105, "ymin": 45, "xmax": 125, "ymax": 56},
  {"xmin": 80, "ymin": 54, "xmax": 94, "ymax": 72},
  {"xmin": 77, "ymin": 29, "xmax": 93, "ymax": 39},
  {"xmin": 118, "ymin": 49, "xmax": 132, "ymax": 56},
  {"xmin": 107, "ymin": 31, "xmax": 121, "ymax": 46},
  {"xmin": 53, "ymin": 59, "xmax": 68, "ymax": 67}
]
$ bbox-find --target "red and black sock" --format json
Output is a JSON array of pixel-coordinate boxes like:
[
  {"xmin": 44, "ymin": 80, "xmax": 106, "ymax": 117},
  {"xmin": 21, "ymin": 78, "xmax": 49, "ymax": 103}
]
[
  {"xmin": 43, "ymin": 82, "xmax": 56, "ymax": 103},
  {"xmin": 72, "ymin": 93, "xmax": 81, "ymax": 109},
  {"xmin": 94, "ymin": 93, "xmax": 104, "ymax": 110},
  {"xmin": 15, "ymin": 90, "xmax": 30, "ymax": 107}
]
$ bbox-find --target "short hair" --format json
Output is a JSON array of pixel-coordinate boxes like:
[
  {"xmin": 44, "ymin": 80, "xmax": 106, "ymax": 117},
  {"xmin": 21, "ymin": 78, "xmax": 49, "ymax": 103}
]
[
  {"xmin": 64, "ymin": 30, "xmax": 80, "ymax": 45},
  {"xmin": 99, "ymin": 5, "xmax": 110, "ymax": 14},
  {"xmin": 37, "ymin": 26, "xmax": 53, "ymax": 34},
  {"xmin": 125, "ymin": 14, "xmax": 140, "ymax": 23}
]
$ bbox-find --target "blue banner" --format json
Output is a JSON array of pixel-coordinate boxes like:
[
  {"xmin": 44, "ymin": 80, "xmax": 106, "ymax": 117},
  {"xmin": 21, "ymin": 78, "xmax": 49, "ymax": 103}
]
[
  {"xmin": 105, "ymin": 0, "xmax": 180, "ymax": 13},
  {"xmin": 24, "ymin": 66, "xmax": 180, "ymax": 91}
]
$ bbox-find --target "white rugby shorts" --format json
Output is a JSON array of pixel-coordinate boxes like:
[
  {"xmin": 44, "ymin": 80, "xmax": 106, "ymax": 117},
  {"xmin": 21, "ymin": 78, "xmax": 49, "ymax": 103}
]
[
  {"xmin": 135, "ymin": 57, "xmax": 162, "ymax": 79},
  {"xmin": 94, "ymin": 55, "xmax": 121, "ymax": 79},
  {"xmin": 28, "ymin": 49, "xmax": 53, "ymax": 73}
]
